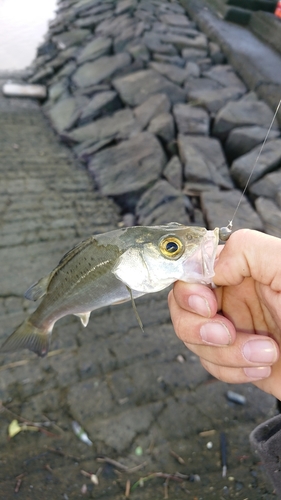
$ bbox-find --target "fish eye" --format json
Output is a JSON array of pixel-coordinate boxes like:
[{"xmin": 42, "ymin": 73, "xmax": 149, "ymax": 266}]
[{"xmin": 159, "ymin": 236, "xmax": 184, "ymax": 259}]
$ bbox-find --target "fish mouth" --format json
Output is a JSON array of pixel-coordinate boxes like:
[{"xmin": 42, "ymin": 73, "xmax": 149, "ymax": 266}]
[{"xmin": 182, "ymin": 228, "xmax": 219, "ymax": 285}]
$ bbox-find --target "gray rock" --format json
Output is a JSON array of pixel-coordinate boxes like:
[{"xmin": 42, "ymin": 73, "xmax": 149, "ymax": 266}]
[
  {"xmin": 74, "ymin": 11, "xmax": 113, "ymax": 29},
  {"xmin": 135, "ymin": 8, "xmax": 155, "ymax": 23},
  {"xmin": 134, "ymin": 20, "xmax": 147, "ymax": 38},
  {"xmin": 147, "ymin": 112, "xmax": 175, "ymax": 143},
  {"xmin": 115, "ymin": 0, "xmax": 137, "ymax": 15},
  {"xmin": 168, "ymin": 26, "xmax": 200, "ymax": 37},
  {"xmin": 74, "ymin": 137, "xmax": 114, "ymax": 162},
  {"xmin": 152, "ymin": 21, "xmax": 168, "ymax": 33},
  {"xmin": 225, "ymin": 126, "xmax": 280, "ymax": 161},
  {"xmin": 160, "ymin": 33, "xmax": 208, "ymax": 51},
  {"xmin": 114, "ymin": 25, "xmax": 137, "ymax": 53},
  {"xmin": 201, "ymin": 189, "xmax": 263, "ymax": 231},
  {"xmin": 113, "ymin": 69, "xmax": 186, "ymax": 106},
  {"xmin": 275, "ymin": 190, "xmax": 281, "ymax": 209},
  {"xmin": 52, "ymin": 29, "xmax": 90, "ymax": 49},
  {"xmin": 255, "ymin": 197, "xmax": 281, "ymax": 237},
  {"xmin": 158, "ymin": 2, "xmax": 185, "ymax": 15},
  {"xmin": 197, "ymin": 57, "xmax": 213, "ymax": 73},
  {"xmin": 188, "ymin": 86, "xmax": 245, "ymax": 115},
  {"xmin": 185, "ymin": 61, "xmax": 200, "ymax": 78},
  {"xmin": 213, "ymin": 99, "xmax": 279, "ymax": 140},
  {"xmin": 178, "ymin": 135, "xmax": 233, "ymax": 189},
  {"xmin": 250, "ymin": 171, "xmax": 281, "ymax": 200},
  {"xmin": 173, "ymin": 104, "xmax": 209, "ymax": 135},
  {"xmin": 111, "ymin": 58, "xmax": 145, "ymax": 79},
  {"xmin": 47, "ymin": 96, "xmax": 88, "ymax": 133},
  {"xmin": 185, "ymin": 77, "xmax": 222, "ymax": 94},
  {"xmin": 209, "ymin": 42, "xmax": 225, "ymax": 64},
  {"xmin": 240, "ymin": 91, "xmax": 259, "ymax": 102},
  {"xmin": 29, "ymin": 66, "xmax": 54, "ymax": 84},
  {"xmin": 47, "ymin": 79, "xmax": 69, "ymax": 104},
  {"xmin": 121, "ymin": 212, "xmax": 136, "ymax": 227},
  {"xmin": 133, "ymin": 93, "xmax": 171, "ymax": 129},
  {"xmin": 88, "ymin": 132, "xmax": 166, "ymax": 196},
  {"xmin": 127, "ymin": 43, "xmax": 150, "ymax": 62},
  {"xmin": 96, "ymin": 14, "xmax": 135, "ymax": 37},
  {"xmin": 136, "ymin": 180, "xmax": 189, "ymax": 225},
  {"xmin": 55, "ymin": 61, "xmax": 76, "ymax": 79},
  {"xmin": 159, "ymin": 13, "xmax": 191, "ymax": 27},
  {"xmin": 79, "ymin": 3, "xmax": 113, "ymax": 17},
  {"xmin": 142, "ymin": 32, "xmax": 178, "ymax": 55},
  {"xmin": 152, "ymin": 53, "xmax": 185, "ymax": 67},
  {"xmin": 72, "ymin": 52, "xmax": 131, "ymax": 87},
  {"xmin": 183, "ymin": 182, "xmax": 220, "ymax": 195},
  {"xmin": 48, "ymin": 46, "xmax": 79, "ymax": 70},
  {"xmin": 230, "ymin": 139, "xmax": 281, "ymax": 189},
  {"xmin": 148, "ymin": 61, "xmax": 188, "ymax": 84},
  {"xmin": 73, "ymin": 0, "xmax": 104, "ymax": 16},
  {"xmin": 76, "ymin": 37, "xmax": 112, "ymax": 65},
  {"xmin": 74, "ymin": 83, "xmax": 111, "ymax": 96},
  {"xmin": 163, "ymin": 155, "xmax": 183, "ymax": 190},
  {"xmin": 63, "ymin": 108, "xmax": 140, "ymax": 143},
  {"xmin": 79, "ymin": 91, "xmax": 121, "ymax": 124},
  {"xmin": 203, "ymin": 65, "xmax": 247, "ymax": 92},
  {"xmin": 182, "ymin": 47, "xmax": 208, "ymax": 61}
]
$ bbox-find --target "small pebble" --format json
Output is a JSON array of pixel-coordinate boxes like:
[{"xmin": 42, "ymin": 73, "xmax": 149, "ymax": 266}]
[
  {"xmin": 176, "ymin": 354, "xmax": 185, "ymax": 363},
  {"xmin": 81, "ymin": 484, "xmax": 87, "ymax": 494},
  {"xmin": 226, "ymin": 390, "xmax": 246, "ymax": 405},
  {"xmin": 135, "ymin": 446, "xmax": 143, "ymax": 456}
]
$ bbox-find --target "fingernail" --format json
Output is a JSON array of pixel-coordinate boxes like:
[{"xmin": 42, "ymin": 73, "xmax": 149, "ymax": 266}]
[
  {"xmin": 188, "ymin": 295, "xmax": 210, "ymax": 318},
  {"xmin": 244, "ymin": 366, "xmax": 271, "ymax": 379},
  {"xmin": 200, "ymin": 322, "xmax": 231, "ymax": 345},
  {"xmin": 243, "ymin": 340, "xmax": 277, "ymax": 364}
]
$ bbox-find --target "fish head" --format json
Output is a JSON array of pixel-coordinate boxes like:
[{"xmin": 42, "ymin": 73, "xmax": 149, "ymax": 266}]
[{"xmin": 112, "ymin": 223, "xmax": 219, "ymax": 293}]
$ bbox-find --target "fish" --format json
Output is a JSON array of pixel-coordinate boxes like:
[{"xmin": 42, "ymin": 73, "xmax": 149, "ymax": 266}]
[{"xmin": 0, "ymin": 222, "xmax": 221, "ymax": 358}]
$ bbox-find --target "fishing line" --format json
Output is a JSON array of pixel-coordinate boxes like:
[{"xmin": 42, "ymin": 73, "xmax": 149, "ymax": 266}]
[{"xmin": 228, "ymin": 99, "xmax": 281, "ymax": 230}]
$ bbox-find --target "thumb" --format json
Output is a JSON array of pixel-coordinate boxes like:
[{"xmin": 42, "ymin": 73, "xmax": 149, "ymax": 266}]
[{"xmin": 214, "ymin": 229, "xmax": 281, "ymax": 288}]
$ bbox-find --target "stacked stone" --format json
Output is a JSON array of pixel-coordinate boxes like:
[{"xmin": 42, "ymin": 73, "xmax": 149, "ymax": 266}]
[{"xmin": 29, "ymin": 0, "xmax": 281, "ymax": 235}]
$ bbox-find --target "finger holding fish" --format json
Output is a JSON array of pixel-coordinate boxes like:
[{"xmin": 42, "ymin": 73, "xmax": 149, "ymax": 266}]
[{"xmin": 169, "ymin": 274, "xmax": 280, "ymax": 385}]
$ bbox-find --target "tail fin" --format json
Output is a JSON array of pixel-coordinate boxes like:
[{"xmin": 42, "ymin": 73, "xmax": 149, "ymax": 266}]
[{"xmin": 1, "ymin": 319, "xmax": 50, "ymax": 357}]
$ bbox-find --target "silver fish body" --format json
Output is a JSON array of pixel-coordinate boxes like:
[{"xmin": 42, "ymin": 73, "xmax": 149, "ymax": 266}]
[{"xmin": 0, "ymin": 223, "xmax": 219, "ymax": 357}]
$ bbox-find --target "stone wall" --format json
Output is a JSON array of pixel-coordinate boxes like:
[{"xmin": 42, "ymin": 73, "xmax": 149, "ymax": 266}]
[{"xmin": 28, "ymin": 0, "xmax": 281, "ymax": 236}]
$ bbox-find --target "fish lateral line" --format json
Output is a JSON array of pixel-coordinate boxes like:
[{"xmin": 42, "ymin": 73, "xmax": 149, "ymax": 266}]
[{"xmin": 217, "ymin": 99, "xmax": 281, "ymax": 242}]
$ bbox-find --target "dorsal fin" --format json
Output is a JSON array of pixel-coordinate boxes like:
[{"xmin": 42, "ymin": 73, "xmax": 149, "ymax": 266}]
[
  {"xmin": 57, "ymin": 237, "xmax": 95, "ymax": 270},
  {"xmin": 24, "ymin": 275, "xmax": 50, "ymax": 301}
]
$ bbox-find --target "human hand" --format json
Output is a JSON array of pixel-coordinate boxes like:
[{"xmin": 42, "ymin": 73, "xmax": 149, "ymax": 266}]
[{"xmin": 168, "ymin": 229, "xmax": 281, "ymax": 400}]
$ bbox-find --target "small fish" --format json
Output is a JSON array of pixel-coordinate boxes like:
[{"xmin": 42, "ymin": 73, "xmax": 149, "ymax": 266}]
[{"xmin": 0, "ymin": 223, "xmax": 220, "ymax": 357}]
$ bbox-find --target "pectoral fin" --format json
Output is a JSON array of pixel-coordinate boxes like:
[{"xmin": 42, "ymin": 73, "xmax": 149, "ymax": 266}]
[
  {"xmin": 75, "ymin": 312, "xmax": 91, "ymax": 327},
  {"xmin": 126, "ymin": 286, "xmax": 144, "ymax": 332}
]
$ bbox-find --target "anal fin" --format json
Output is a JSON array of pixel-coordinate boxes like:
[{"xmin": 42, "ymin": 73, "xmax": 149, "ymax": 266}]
[{"xmin": 75, "ymin": 312, "xmax": 91, "ymax": 327}]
